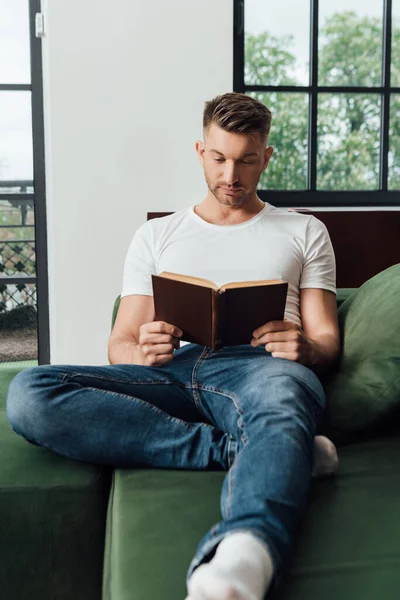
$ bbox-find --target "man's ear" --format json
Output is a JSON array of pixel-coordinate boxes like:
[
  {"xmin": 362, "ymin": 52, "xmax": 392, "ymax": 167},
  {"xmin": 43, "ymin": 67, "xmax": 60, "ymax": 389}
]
[
  {"xmin": 263, "ymin": 146, "xmax": 274, "ymax": 170},
  {"xmin": 196, "ymin": 140, "xmax": 206, "ymax": 165}
]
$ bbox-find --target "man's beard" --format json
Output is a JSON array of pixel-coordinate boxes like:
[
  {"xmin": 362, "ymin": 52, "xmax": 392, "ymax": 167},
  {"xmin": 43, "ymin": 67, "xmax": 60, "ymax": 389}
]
[
  {"xmin": 205, "ymin": 174, "xmax": 252, "ymax": 208},
  {"xmin": 211, "ymin": 185, "xmax": 252, "ymax": 207}
]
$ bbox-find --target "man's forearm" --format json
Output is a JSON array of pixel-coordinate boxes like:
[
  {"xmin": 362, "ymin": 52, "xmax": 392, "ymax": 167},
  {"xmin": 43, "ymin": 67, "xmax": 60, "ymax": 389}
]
[
  {"xmin": 108, "ymin": 336, "xmax": 144, "ymax": 366},
  {"xmin": 306, "ymin": 333, "xmax": 341, "ymax": 376}
]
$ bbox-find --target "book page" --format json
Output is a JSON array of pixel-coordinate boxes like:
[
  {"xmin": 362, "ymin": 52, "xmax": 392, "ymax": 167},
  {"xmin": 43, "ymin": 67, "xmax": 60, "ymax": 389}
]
[
  {"xmin": 159, "ymin": 272, "xmax": 219, "ymax": 290},
  {"xmin": 220, "ymin": 279, "xmax": 286, "ymax": 291}
]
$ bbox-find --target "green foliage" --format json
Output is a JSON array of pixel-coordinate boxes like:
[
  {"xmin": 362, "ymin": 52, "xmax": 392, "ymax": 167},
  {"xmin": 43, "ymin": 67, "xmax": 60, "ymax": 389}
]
[
  {"xmin": 245, "ymin": 11, "xmax": 400, "ymax": 191},
  {"xmin": 245, "ymin": 32, "xmax": 299, "ymax": 87},
  {"xmin": 319, "ymin": 11, "xmax": 384, "ymax": 87},
  {"xmin": 389, "ymin": 95, "xmax": 400, "ymax": 188},
  {"xmin": 0, "ymin": 305, "xmax": 37, "ymax": 330},
  {"xmin": 249, "ymin": 90, "xmax": 308, "ymax": 190}
]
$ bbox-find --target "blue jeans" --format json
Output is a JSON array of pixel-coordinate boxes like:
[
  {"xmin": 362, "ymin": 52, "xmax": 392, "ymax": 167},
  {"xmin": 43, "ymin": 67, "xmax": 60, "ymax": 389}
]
[{"xmin": 6, "ymin": 343, "xmax": 326, "ymax": 593}]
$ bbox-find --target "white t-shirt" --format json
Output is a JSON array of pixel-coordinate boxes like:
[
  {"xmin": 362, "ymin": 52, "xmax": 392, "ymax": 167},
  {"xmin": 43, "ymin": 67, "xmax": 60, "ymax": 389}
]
[{"xmin": 121, "ymin": 202, "xmax": 336, "ymax": 331}]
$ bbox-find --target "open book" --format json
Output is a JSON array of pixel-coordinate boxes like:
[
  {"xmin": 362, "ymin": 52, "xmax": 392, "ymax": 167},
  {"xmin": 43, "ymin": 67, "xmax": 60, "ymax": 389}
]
[{"xmin": 151, "ymin": 272, "xmax": 288, "ymax": 351}]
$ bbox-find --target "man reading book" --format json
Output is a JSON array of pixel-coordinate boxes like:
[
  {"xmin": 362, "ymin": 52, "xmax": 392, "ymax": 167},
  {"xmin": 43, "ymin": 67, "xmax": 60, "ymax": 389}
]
[{"xmin": 7, "ymin": 92, "xmax": 340, "ymax": 600}]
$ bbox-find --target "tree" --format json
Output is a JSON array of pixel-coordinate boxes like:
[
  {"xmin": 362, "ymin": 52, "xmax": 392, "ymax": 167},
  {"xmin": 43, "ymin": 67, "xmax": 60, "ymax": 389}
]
[
  {"xmin": 245, "ymin": 32, "xmax": 308, "ymax": 190},
  {"xmin": 245, "ymin": 11, "xmax": 400, "ymax": 190}
]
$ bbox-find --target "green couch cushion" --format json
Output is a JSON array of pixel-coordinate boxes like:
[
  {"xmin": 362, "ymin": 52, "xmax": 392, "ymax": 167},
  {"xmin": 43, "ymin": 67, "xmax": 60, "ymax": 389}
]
[
  {"xmin": 103, "ymin": 469, "xmax": 224, "ymax": 600},
  {"xmin": 112, "ymin": 296, "xmax": 121, "ymax": 330},
  {"xmin": 0, "ymin": 368, "xmax": 111, "ymax": 600},
  {"xmin": 276, "ymin": 435, "xmax": 400, "ymax": 599},
  {"xmin": 104, "ymin": 435, "xmax": 400, "ymax": 600},
  {"xmin": 336, "ymin": 288, "xmax": 356, "ymax": 307},
  {"xmin": 323, "ymin": 263, "xmax": 400, "ymax": 445}
]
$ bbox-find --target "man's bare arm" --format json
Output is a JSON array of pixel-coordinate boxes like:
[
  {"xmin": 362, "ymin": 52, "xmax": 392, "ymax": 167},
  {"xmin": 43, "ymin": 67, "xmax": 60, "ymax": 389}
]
[
  {"xmin": 251, "ymin": 288, "xmax": 340, "ymax": 375},
  {"xmin": 299, "ymin": 288, "xmax": 341, "ymax": 375},
  {"xmin": 108, "ymin": 295, "xmax": 182, "ymax": 366},
  {"xmin": 108, "ymin": 295, "xmax": 153, "ymax": 365}
]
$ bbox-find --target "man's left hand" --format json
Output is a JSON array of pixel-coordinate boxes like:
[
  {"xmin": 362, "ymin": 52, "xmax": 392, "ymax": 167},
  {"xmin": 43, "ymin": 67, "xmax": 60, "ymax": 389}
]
[{"xmin": 251, "ymin": 320, "xmax": 314, "ymax": 365}]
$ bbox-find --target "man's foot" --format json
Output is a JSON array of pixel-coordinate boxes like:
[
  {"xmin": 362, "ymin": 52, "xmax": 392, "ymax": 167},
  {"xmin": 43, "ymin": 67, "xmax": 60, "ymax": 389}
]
[
  {"xmin": 186, "ymin": 532, "xmax": 273, "ymax": 600},
  {"xmin": 312, "ymin": 435, "xmax": 339, "ymax": 478},
  {"xmin": 187, "ymin": 564, "xmax": 252, "ymax": 599}
]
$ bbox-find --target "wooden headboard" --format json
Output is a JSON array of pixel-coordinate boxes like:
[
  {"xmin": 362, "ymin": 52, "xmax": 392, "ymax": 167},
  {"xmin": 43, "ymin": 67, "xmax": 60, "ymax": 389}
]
[{"xmin": 147, "ymin": 210, "xmax": 400, "ymax": 288}]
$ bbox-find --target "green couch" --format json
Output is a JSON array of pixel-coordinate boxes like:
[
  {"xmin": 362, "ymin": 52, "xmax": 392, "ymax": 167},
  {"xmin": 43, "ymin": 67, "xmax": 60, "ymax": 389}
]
[{"xmin": 2, "ymin": 287, "xmax": 400, "ymax": 600}]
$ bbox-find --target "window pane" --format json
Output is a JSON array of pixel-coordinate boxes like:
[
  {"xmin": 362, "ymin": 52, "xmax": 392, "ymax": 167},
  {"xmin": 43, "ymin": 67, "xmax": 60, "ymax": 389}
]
[
  {"xmin": 0, "ymin": 182, "xmax": 33, "ymax": 194},
  {"xmin": 319, "ymin": 0, "xmax": 384, "ymax": 87},
  {"xmin": 0, "ymin": 0, "xmax": 31, "ymax": 84},
  {"xmin": 248, "ymin": 92, "xmax": 308, "ymax": 190},
  {"xmin": 317, "ymin": 94, "xmax": 381, "ymax": 190},
  {"xmin": 0, "ymin": 92, "xmax": 33, "ymax": 185},
  {"xmin": 245, "ymin": 0, "xmax": 310, "ymax": 86},
  {"xmin": 389, "ymin": 95, "xmax": 400, "ymax": 189},
  {"xmin": 0, "ymin": 199, "xmax": 34, "ymax": 241},
  {"xmin": 0, "ymin": 282, "xmax": 37, "ymax": 362},
  {"xmin": 392, "ymin": 0, "xmax": 400, "ymax": 86}
]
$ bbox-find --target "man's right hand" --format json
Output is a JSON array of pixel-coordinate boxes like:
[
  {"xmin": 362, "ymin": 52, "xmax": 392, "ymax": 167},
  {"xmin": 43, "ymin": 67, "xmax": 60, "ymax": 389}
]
[{"xmin": 137, "ymin": 321, "xmax": 183, "ymax": 366}]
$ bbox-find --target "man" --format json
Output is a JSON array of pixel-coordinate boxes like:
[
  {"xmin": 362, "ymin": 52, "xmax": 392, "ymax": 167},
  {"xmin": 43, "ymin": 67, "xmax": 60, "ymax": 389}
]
[{"xmin": 7, "ymin": 92, "xmax": 340, "ymax": 600}]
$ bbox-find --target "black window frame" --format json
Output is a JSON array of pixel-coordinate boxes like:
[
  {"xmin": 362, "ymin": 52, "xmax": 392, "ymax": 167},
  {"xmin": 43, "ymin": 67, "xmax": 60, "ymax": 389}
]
[
  {"xmin": 233, "ymin": 0, "xmax": 400, "ymax": 207},
  {"xmin": 0, "ymin": 0, "xmax": 50, "ymax": 363}
]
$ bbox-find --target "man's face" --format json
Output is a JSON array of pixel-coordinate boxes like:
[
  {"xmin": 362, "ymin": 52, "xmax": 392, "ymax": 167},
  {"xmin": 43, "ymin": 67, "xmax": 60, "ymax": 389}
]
[{"xmin": 196, "ymin": 123, "xmax": 273, "ymax": 208}]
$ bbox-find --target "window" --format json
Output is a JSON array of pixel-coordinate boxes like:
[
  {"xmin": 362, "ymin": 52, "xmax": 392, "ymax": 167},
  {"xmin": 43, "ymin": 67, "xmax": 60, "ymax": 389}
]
[
  {"xmin": 0, "ymin": 0, "xmax": 49, "ymax": 363},
  {"xmin": 234, "ymin": 0, "xmax": 400, "ymax": 206}
]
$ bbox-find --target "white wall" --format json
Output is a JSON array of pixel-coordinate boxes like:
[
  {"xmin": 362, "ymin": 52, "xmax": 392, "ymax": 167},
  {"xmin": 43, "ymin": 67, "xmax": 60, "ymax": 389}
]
[
  {"xmin": 41, "ymin": 0, "xmax": 233, "ymax": 364},
  {"xmin": 40, "ymin": 0, "xmax": 399, "ymax": 364}
]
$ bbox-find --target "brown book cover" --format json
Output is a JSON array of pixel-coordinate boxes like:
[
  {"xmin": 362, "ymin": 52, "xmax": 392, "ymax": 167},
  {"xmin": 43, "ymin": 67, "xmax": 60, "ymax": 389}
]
[{"xmin": 152, "ymin": 272, "xmax": 288, "ymax": 351}]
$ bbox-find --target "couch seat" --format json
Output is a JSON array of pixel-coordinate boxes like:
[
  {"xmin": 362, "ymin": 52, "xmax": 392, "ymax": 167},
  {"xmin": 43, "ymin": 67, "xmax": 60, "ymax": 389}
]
[{"xmin": 104, "ymin": 435, "xmax": 400, "ymax": 600}]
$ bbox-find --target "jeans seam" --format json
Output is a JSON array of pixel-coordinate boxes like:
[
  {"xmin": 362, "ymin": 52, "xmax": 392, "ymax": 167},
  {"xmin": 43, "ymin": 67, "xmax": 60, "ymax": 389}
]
[
  {"xmin": 197, "ymin": 385, "xmax": 248, "ymax": 444},
  {"xmin": 191, "ymin": 346, "xmax": 213, "ymax": 416},
  {"xmin": 196, "ymin": 385, "xmax": 247, "ymax": 519},
  {"xmin": 226, "ymin": 453, "xmax": 238, "ymax": 520},
  {"xmin": 57, "ymin": 373, "xmax": 221, "ymax": 432},
  {"xmin": 227, "ymin": 436, "xmax": 237, "ymax": 469},
  {"xmin": 58, "ymin": 372, "xmax": 193, "ymax": 390}
]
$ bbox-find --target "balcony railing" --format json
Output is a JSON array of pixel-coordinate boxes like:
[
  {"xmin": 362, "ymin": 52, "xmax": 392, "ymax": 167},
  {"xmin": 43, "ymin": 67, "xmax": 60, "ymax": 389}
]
[
  {"xmin": 0, "ymin": 180, "xmax": 34, "ymax": 197},
  {"xmin": 0, "ymin": 240, "xmax": 35, "ymax": 275},
  {"xmin": 0, "ymin": 185, "xmax": 36, "ymax": 313},
  {"xmin": 0, "ymin": 239, "xmax": 36, "ymax": 311}
]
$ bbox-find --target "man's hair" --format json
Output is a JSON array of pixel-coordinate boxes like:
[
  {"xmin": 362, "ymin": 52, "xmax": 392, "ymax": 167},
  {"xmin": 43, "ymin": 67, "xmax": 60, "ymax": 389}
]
[{"xmin": 203, "ymin": 92, "xmax": 272, "ymax": 145}]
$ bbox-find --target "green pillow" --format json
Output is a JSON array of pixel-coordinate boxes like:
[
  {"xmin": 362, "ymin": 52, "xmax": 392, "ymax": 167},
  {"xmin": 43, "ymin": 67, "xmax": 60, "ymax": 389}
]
[
  {"xmin": 322, "ymin": 263, "xmax": 400, "ymax": 445},
  {"xmin": 111, "ymin": 295, "xmax": 121, "ymax": 330}
]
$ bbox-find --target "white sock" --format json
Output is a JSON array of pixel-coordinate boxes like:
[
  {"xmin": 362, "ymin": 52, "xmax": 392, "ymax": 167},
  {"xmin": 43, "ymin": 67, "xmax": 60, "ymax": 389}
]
[
  {"xmin": 186, "ymin": 531, "xmax": 274, "ymax": 600},
  {"xmin": 312, "ymin": 435, "xmax": 339, "ymax": 478}
]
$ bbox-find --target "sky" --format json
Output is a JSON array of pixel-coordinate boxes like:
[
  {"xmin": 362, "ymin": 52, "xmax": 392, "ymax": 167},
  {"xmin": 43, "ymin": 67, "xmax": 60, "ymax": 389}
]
[
  {"xmin": 0, "ymin": 0, "xmax": 32, "ymax": 181},
  {"xmin": 0, "ymin": 0, "xmax": 397, "ymax": 181}
]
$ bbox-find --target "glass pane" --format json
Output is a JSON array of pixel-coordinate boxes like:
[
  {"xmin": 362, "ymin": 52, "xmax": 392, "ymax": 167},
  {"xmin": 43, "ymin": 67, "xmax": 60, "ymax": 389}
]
[
  {"xmin": 0, "ymin": 182, "xmax": 34, "ymax": 194},
  {"xmin": 392, "ymin": 0, "xmax": 400, "ymax": 86},
  {"xmin": 0, "ymin": 0, "xmax": 31, "ymax": 84},
  {"xmin": 249, "ymin": 92, "xmax": 308, "ymax": 190},
  {"xmin": 317, "ymin": 94, "xmax": 381, "ymax": 190},
  {"xmin": 0, "ymin": 92, "xmax": 33, "ymax": 184},
  {"xmin": 389, "ymin": 95, "xmax": 400, "ymax": 189},
  {"xmin": 319, "ymin": 0, "xmax": 384, "ymax": 86},
  {"xmin": 0, "ymin": 282, "xmax": 37, "ymax": 363},
  {"xmin": 245, "ymin": 0, "xmax": 310, "ymax": 86},
  {"xmin": 0, "ymin": 199, "xmax": 34, "ymax": 241}
]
